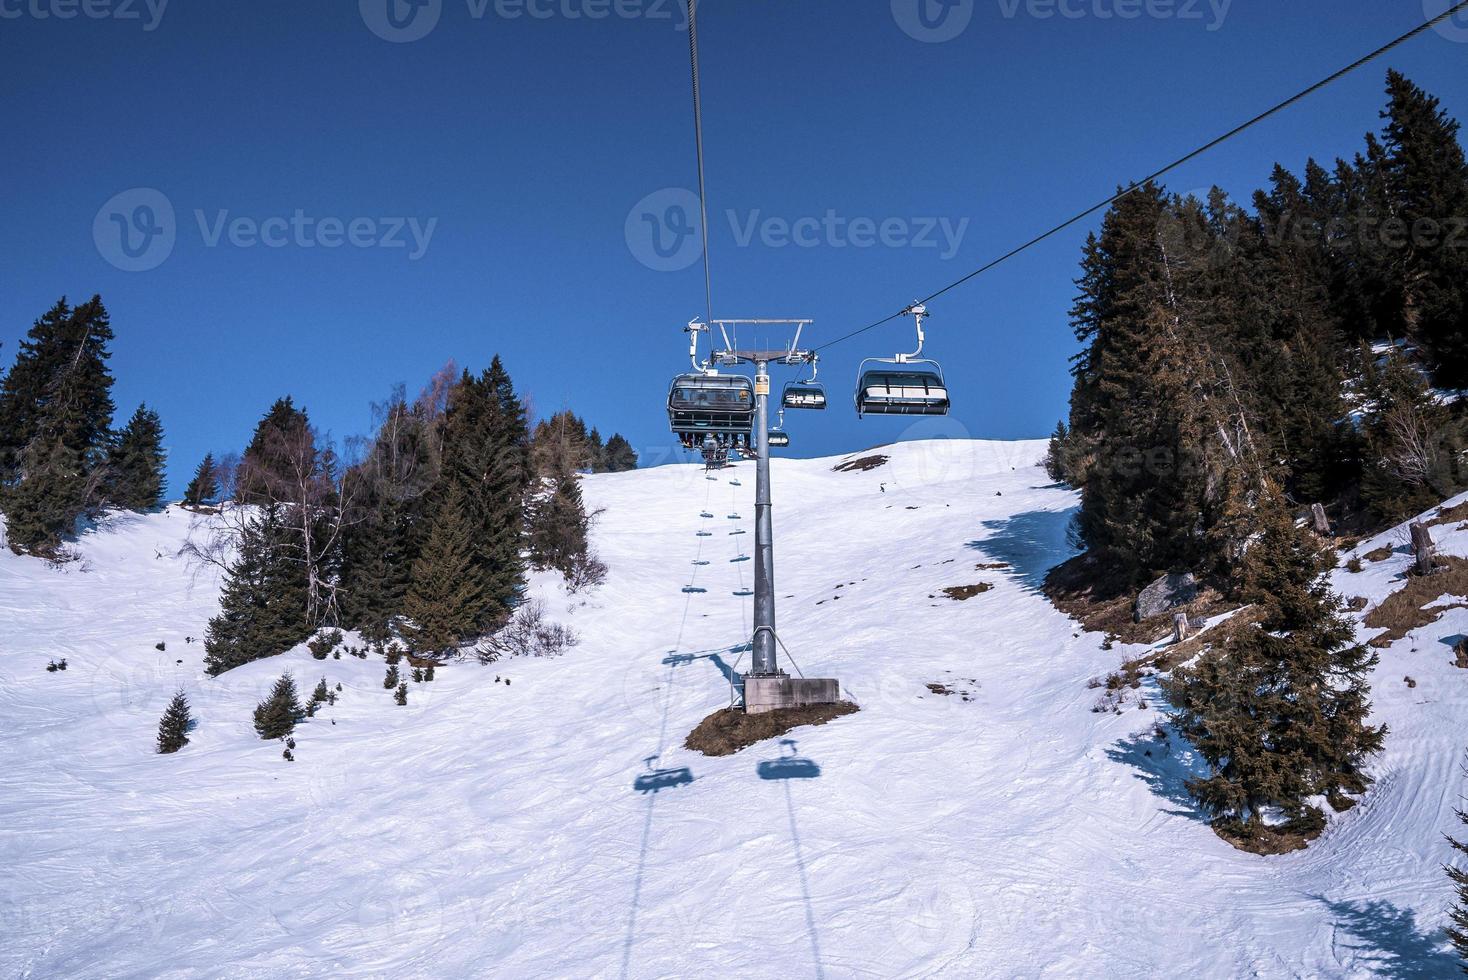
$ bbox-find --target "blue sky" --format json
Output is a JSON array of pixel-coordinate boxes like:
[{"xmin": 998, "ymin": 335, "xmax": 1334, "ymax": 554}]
[{"xmin": 3, "ymin": 0, "xmax": 1467, "ymax": 491}]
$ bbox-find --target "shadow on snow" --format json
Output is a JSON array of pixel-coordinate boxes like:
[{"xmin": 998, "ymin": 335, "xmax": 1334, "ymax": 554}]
[
  {"xmin": 968, "ymin": 507, "xmax": 1079, "ymax": 591},
  {"xmin": 1316, "ymin": 896, "xmax": 1461, "ymax": 978}
]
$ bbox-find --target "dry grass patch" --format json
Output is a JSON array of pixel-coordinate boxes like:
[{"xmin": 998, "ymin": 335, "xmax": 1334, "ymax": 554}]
[
  {"xmin": 1362, "ymin": 556, "xmax": 1468, "ymax": 648},
  {"xmin": 975, "ymin": 561, "xmax": 1010, "ymax": 571},
  {"xmin": 684, "ymin": 702, "xmax": 860, "ymax": 756},
  {"xmin": 1213, "ymin": 815, "xmax": 1323, "ymax": 855},
  {"xmin": 1429, "ymin": 500, "xmax": 1468, "ymax": 527},
  {"xmin": 1044, "ymin": 554, "xmax": 1233, "ymax": 645},
  {"xmin": 942, "ymin": 583, "xmax": 993, "ymax": 601},
  {"xmin": 1364, "ymin": 546, "xmax": 1394, "ymax": 563}
]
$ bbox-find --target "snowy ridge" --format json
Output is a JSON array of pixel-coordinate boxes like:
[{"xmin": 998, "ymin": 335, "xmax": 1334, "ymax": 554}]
[{"xmin": 1, "ymin": 438, "xmax": 1464, "ymax": 977}]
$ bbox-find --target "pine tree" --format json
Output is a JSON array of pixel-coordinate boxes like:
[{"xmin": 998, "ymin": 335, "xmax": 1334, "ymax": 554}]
[
  {"xmin": 401, "ymin": 483, "xmax": 487, "ymax": 655},
  {"xmin": 1044, "ymin": 421, "xmax": 1070, "ymax": 484},
  {"xmin": 427, "ymin": 358, "xmax": 529, "ymax": 633},
  {"xmin": 394, "ymin": 682, "xmax": 408, "ymax": 706},
  {"xmin": 105, "ymin": 404, "xmax": 166, "ymax": 511},
  {"xmin": 337, "ymin": 396, "xmax": 437, "ymax": 640},
  {"xmin": 1069, "ymin": 184, "xmax": 1214, "ymax": 583},
  {"xmin": 1448, "ymin": 755, "xmax": 1468, "ymax": 970},
  {"xmin": 0, "ymin": 296, "xmax": 117, "ymax": 553},
  {"xmin": 311, "ymin": 678, "xmax": 330, "ymax": 704},
  {"xmin": 253, "ymin": 673, "xmax": 303, "ymax": 739},
  {"xmin": 155, "ymin": 689, "xmax": 192, "ymax": 754},
  {"xmin": 1360, "ymin": 348, "xmax": 1463, "ymax": 521},
  {"xmin": 1165, "ymin": 491, "xmax": 1385, "ymax": 839},
  {"xmin": 384, "ymin": 663, "xmax": 400, "ymax": 689},
  {"xmin": 183, "ymin": 453, "xmax": 219, "ymax": 508},
  {"xmin": 236, "ymin": 397, "xmax": 312, "ymax": 505},
  {"xmin": 1377, "ymin": 72, "xmax": 1468, "ymax": 387},
  {"xmin": 203, "ymin": 506, "xmax": 312, "ymax": 675},
  {"xmin": 603, "ymin": 433, "xmax": 638, "ymax": 472},
  {"xmin": 528, "ymin": 462, "xmax": 590, "ymax": 576}
]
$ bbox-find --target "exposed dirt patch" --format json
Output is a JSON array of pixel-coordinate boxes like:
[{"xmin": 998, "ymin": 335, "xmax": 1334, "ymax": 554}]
[
  {"xmin": 942, "ymin": 583, "xmax": 993, "ymax": 601},
  {"xmin": 1212, "ymin": 815, "xmax": 1323, "ymax": 856},
  {"xmin": 1347, "ymin": 596, "xmax": 1369, "ymax": 612},
  {"xmin": 1364, "ymin": 546, "xmax": 1394, "ymax": 563},
  {"xmin": 923, "ymin": 676, "xmax": 978, "ymax": 701},
  {"xmin": 975, "ymin": 562, "xmax": 1010, "ymax": 571},
  {"xmin": 1454, "ymin": 639, "xmax": 1468, "ymax": 669},
  {"xmin": 1362, "ymin": 556, "xmax": 1468, "ymax": 648},
  {"xmin": 834, "ymin": 454, "xmax": 889, "ymax": 473},
  {"xmin": 1044, "ymin": 554, "xmax": 1233, "ymax": 645},
  {"xmin": 684, "ymin": 702, "xmax": 860, "ymax": 756}
]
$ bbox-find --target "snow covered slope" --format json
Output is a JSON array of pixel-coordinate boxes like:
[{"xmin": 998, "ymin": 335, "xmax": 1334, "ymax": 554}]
[{"xmin": 1, "ymin": 439, "xmax": 1464, "ymax": 978}]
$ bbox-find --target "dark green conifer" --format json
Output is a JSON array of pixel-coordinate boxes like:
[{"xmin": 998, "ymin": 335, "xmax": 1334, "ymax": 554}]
[
  {"xmin": 401, "ymin": 483, "xmax": 486, "ymax": 655},
  {"xmin": 105, "ymin": 404, "xmax": 166, "ymax": 511},
  {"xmin": 203, "ymin": 506, "xmax": 311, "ymax": 675},
  {"xmin": 183, "ymin": 453, "xmax": 219, "ymax": 508},
  {"xmin": 603, "ymin": 433, "xmax": 638, "ymax": 472},
  {"xmin": 253, "ymin": 673, "xmax": 303, "ymax": 739},
  {"xmin": 394, "ymin": 682, "xmax": 408, "ymax": 705},
  {"xmin": 1448, "ymin": 758, "xmax": 1468, "ymax": 969},
  {"xmin": 155, "ymin": 689, "xmax": 192, "ymax": 754}
]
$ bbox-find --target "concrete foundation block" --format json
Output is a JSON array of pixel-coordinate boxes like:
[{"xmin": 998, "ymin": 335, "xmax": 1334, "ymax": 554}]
[{"xmin": 744, "ymin": 675, "xmax": 841, "ymax": 715}]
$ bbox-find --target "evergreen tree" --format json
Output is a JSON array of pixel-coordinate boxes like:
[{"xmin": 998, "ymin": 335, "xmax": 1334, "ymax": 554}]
[
  {"xmin": 1165, "ymin": 492, "xmax": 1385, "ymax": 837},
  {"xmin": 527, "ymin": 461, "xmax": 590, "ymax": 576},
  {"xmin": 401, "ymin": 483, "xmax": 487, "ymax": 655},
  {"xmin": 603, "ymin": 433, "xmax": 638, "ymax": 472},
  {"xmin": 235, "ymin": 397, "xmax": 312, "ymax": 506},
  {"xmin": 338, "ymin": 396, "xmax": 438, "ymax": 639},
  {"xmin": 1360, "ymin": 347, "xmax": 1463, "ymax": 521},
  {"xmin": 0, "ymin": 296, "xmax": 117, "ymax": 553},
  {"xmin": 1448, "ymin": 755, "xmax": 1468, "ymax": 970},
  {"xmin": 182, "ymin": 453, "xmax": 219, "ymax": 508},
  {"xmin": 1069, "ymin": 184, "xmax": 1213, "ymax": 582},
  {"xmin": 252, "ymin": 672, "xmax": 303, "ymax": 739},
  {"xmin": 427, "ymin": 357, "xmax": 529, "ymax": 633},
  {"xmin": 587, "ymin": 426, "xmax": 607, "ymax": 472},
  {"xmin": 394, "ymin": 681, "xmax": 408, "ymax": 705},
  {"xmin": 105, "ymin": 404, "xmax": 166, "ymax": 510},
  {"xmin": 0, "ymin": 298, "xmax": 73, "ymax": 481},
  {"xmin": 203, "ymin": 506, "xmax": 312, "ymax": 675},
  {"xmin": 1377, "ymin": 71, "xmax": 1468, "ymax": 387},
  {"xmin": 1044, "ymin": 421, "xmax": 1070, "ymax": 484},
  {"xmin": 155, "ymin": 689, "xmax": 192, "ymax": 754}
]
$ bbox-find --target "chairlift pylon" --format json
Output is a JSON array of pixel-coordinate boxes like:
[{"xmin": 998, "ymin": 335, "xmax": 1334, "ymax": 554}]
[{"xmin": 855, "ymin": 304, "xmax": 950, "ymax": 418}]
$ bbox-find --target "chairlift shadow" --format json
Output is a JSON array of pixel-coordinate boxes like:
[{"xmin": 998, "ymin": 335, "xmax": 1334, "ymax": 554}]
[
  {"xmin": 757, "ymin": 739, "xmax": 823, "ymax": 781},
  {"xmin": 633, "ymin": 767, "xmax": 695, "ymax": 794}
]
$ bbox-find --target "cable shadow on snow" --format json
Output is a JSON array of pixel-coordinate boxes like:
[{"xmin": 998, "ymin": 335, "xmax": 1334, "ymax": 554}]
[
  {"xmin": 1316, "ymin": 896, "xmax": 1461, "ymax": 978},
  {"xmin": 967, "ymin": 507, "xmax": 1080, "ymax": 592},
  {"xmin": 1104, "ymin": 728, "xmax": 1209, "ymax": 822},
  {"xmin": 756, "ymin": 741, "xmax": 826, "ymax": 979}
]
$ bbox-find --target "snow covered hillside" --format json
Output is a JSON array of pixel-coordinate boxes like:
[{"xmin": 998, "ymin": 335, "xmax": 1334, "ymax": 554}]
[{"xmin": 2, "ymin": 439, "xmax": 1465, "ymax": 977}]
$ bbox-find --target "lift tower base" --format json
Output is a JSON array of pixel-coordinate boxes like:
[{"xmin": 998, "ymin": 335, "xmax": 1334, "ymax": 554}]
[{"xmin": 743, "ymin": 674, "xmax": 842, "ymax": 715}]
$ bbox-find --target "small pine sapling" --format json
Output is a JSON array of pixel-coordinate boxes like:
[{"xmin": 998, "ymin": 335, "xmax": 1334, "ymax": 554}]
[
  {"xmin": 156, "ymin": 689, "xmax": 192, "ymax": 754},
  {"xmin": 312, "ymin": 678, "xmax": 330, "ymax": 704},
  {"xmin": 424, "ymin": 664, "xmax": 435, "ymax": 682},
  {"xmin": 412, "ymin": 667, "xmax": 424, "ymax": 683},
  {"xmin": 1448, "ymin": 752, "xmax": 1468, "ymax": 970},
  {"xmin": 394, "ymin": 682, "xmax": 408, "ymax": 706},
  {"xmin": 384, "ymin": 664, "xmax": 400, "ymax": 689},
  {"xmin": 253, "ymin": 673, "xmax": 304, "ymax": 740}
]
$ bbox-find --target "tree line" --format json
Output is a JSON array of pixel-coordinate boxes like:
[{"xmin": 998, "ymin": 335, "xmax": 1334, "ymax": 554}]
[
  {"xmin": 1047, "ymin": 71, "xmax": 1467, "ymax": 848},
  {"xmin": 0, "ymin": 304, "xmax": 637, "ymax": 667}
]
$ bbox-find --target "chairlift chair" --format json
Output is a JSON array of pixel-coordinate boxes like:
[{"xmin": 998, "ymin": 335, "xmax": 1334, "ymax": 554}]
[
  {"xmin": 781, "ymin": 354, "xmax": 827, "ymax": 410},
  {"xmin": 668, "ymin": 373, "xmax": 756, "ymax": 449},
  {"xmin": 854, "ymin": 304, "xmax": 950, "ymax": 418},
  {"xmin": 768, "ymin": 430, "xmax": 791, "ymax": 448}
]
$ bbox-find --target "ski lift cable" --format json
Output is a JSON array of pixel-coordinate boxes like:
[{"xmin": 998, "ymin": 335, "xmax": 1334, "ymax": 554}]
[
  {"xmin": 687, "ymin": 0, "xmax": 715, "ymax": 328},
  {"xmin": 814, "ymin": 0, "xmax": 1468, "ymax": 355}
]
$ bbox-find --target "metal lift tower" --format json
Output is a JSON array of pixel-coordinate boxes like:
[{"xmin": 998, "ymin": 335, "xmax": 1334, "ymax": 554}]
[{"xmin": 710, "ymin": 320, "xmax": 841, "ymax": 714}]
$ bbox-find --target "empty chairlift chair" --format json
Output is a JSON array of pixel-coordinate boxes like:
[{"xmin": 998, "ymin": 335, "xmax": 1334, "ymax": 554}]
[
  {"xmin": 854, "ymin": 363, "xmax": 950, "ymax": 417},
  {"xmin": 781, "ymin": 356, "xmax": 828, "ymax": 411},
  {"xmin": 854, "ymin": 303, "xmax": 950, "ymax": 418}
]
